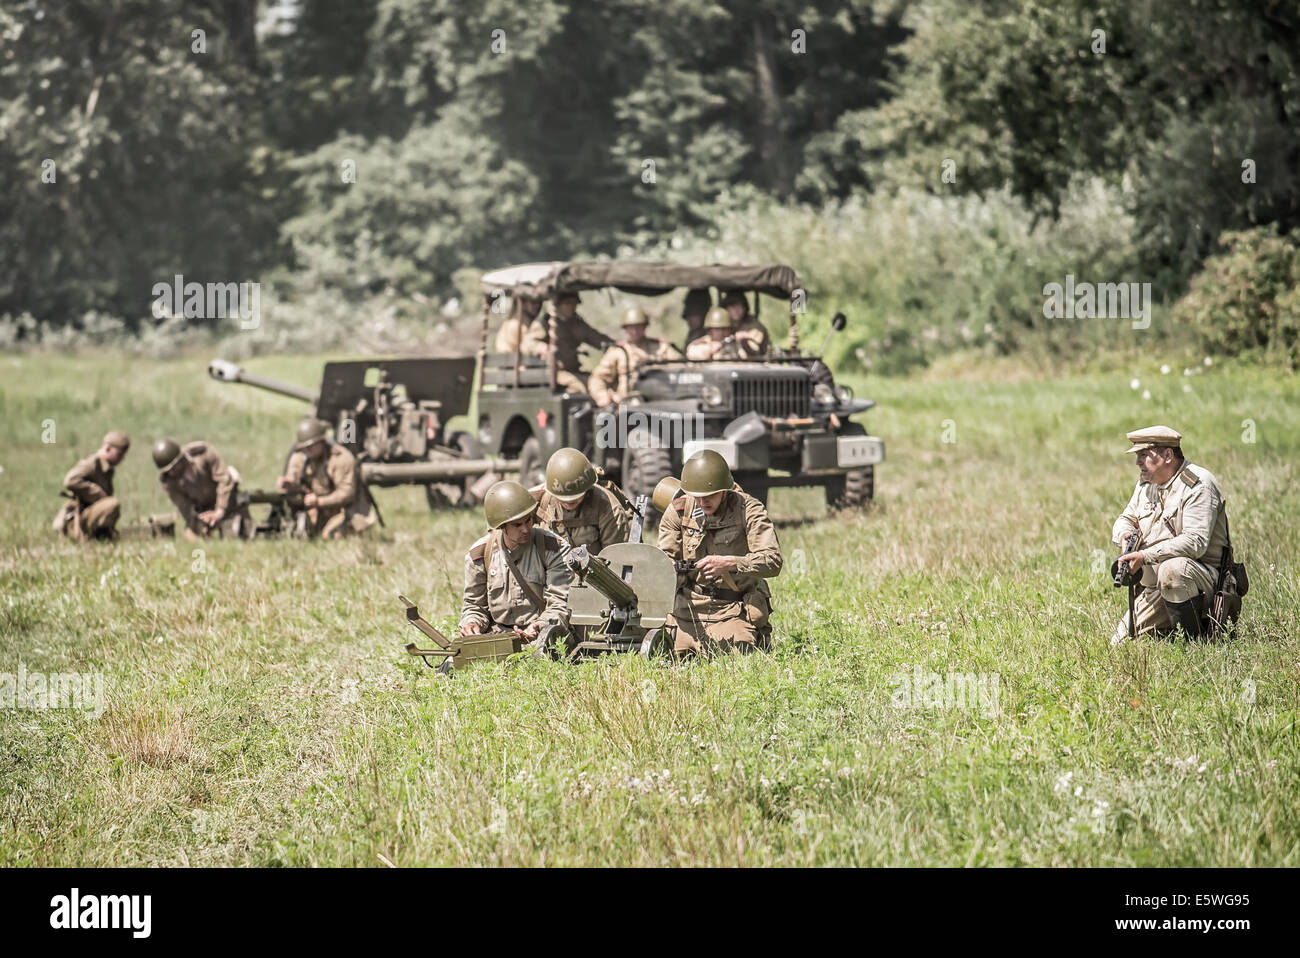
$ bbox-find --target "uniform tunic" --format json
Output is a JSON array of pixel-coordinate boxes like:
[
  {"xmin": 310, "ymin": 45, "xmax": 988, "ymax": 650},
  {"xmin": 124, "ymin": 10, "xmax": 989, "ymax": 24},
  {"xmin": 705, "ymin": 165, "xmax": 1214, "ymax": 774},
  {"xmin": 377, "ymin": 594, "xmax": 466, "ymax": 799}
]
[
  {"xmin": 658, "ymin": 489, "xmax": 783, "ymax": 651},
  {"xmin": 53, "ymin": 452, "xmax": 120, "ymax": 539},
  {"xmin": 460, "ymin": 527, "xmax": 572, "ymax": 633},
  {"xmin": 588, "ymin": 338, "xmax": 682, "ymax": 405},
  {"xmin": 284, "ymin": 443, "xmax": 376, "ymax": 538},
  {"xmin": 732, "ymin": 315, "xmax": 772, "ymax": 356},
  {"xmin": 685, "ymin": 336, "xmax": 749, "ymax": 361},
  {"xmin": 530, "ymin": 483, "xmax": 630, "ymax": 553},
  {"xmin": 1111, "ymin": 462, "xmax": 1229, "ymax": 640},
  {"xmin": 521, "ymin": 312, "xmax": 612, "ymax": 394}
]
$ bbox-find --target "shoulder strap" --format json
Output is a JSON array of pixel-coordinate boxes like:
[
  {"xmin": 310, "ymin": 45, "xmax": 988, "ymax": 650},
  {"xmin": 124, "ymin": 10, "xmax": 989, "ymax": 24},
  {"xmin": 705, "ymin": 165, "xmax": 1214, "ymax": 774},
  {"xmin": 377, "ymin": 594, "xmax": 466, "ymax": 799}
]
[{"xmin": 499, "ymin": 531, "xmax": 545, "ymax": 612}]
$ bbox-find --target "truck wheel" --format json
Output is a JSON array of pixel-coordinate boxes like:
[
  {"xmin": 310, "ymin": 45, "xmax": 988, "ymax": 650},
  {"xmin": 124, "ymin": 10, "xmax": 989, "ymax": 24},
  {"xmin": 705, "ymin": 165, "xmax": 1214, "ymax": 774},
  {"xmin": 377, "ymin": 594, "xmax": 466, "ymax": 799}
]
[
  {"xmin": 622, "ymin": 442, "xmax": 673, "ymax": 502},
  {"xmin": 825, "ymin": 466, "xmax": 874, "ymax": 511},
  {"xmin": 519, "ymin": 437, "xmax": 545, "ymax": 489}
]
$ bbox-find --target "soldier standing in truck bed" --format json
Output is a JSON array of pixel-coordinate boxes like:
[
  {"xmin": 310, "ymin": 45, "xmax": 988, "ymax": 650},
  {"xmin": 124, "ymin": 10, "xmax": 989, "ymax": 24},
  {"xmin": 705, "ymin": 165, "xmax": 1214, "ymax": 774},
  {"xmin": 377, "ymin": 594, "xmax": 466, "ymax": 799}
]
[
  {"xmin": 529, "ymin": 447, "xmax": 630, "ymax": 554},
  {"xmin": 521, "ymin": 290, "xmax": 612, "ymax": 394},
  {"xmin": 658, "ymin": 450, "xmax": 783, "ymax": 655}
]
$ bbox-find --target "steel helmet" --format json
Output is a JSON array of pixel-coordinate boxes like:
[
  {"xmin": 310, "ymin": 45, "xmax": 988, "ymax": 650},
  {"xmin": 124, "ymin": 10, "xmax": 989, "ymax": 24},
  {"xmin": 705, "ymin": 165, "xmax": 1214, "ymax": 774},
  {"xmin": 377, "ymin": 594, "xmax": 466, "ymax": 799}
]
[
  {"xmin": 484, "ymin": 480, "xmax": 539, "ymax": 529},
  {"xmin": 651, "ymin": 476, "xmax": 683, "ymax": 513},
  {"xmin": 293, "ymin": 417, "xmax": 330, "ymax": 451},
  {"xmin": 545, "ymin": 447, "xmax": 597, "ymax": 502},
  {"xmin": 704, "ymin": 307, "xmax": 731, "ymax": 330},
  {"xmin": 680, "ymin": 450, "xmax": 733, "ymax": 496},
  {"xmin": 621, "ymin": 306, "xmax": 649, "ymax": 327},
  {"xmin": 151, "ymin": 437, "xmax": 183, "ymax": 470}
]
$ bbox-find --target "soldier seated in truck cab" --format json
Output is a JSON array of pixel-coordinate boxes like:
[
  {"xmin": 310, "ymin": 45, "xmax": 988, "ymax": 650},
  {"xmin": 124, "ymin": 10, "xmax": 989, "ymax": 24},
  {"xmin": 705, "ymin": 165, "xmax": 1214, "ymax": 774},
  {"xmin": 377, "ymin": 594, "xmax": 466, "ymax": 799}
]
[
  {"xmin": 589, "ymin": 307, "xmax": 681, "ymax": 406},
  {"xmin": 685, "ymin": 307, "xmax": 755, "ymax": 361},
  {"xmin": 721, "ymin": 290, "xmax": 772, "ymax": 357}
]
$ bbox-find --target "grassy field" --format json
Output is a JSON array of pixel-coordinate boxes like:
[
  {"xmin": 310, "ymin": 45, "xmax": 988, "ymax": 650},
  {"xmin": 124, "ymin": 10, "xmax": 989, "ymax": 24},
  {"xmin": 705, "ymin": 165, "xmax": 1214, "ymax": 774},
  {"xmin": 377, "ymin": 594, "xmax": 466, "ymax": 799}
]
[{"xmin": 1, "ymin": 349, "xmax": 1297, "ymax": 866}]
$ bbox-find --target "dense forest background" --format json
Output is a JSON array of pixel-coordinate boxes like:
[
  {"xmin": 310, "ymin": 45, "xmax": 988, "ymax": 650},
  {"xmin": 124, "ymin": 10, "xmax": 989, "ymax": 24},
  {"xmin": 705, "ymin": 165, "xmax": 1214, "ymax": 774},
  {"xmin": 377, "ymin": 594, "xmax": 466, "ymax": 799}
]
[{"xmin": 2, "ymin": 0, "xmax": 1298, "ymax": 368}]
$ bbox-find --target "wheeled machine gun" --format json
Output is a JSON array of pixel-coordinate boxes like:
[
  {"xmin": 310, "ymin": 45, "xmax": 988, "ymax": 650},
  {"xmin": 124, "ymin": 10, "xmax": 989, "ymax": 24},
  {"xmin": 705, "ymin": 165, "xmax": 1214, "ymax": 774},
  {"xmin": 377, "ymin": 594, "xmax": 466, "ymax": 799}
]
[{"xmin": 398, "ymin": 593, "xmax": 526, "ymax": 675}]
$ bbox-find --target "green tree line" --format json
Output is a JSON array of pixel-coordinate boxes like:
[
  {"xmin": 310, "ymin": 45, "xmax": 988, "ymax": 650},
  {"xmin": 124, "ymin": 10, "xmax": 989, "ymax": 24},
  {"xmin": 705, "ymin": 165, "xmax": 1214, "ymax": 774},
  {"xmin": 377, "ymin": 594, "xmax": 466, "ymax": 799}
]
[{"xmin": 1, "ymin": 0, "xmax": 1296, "ymax": 338}]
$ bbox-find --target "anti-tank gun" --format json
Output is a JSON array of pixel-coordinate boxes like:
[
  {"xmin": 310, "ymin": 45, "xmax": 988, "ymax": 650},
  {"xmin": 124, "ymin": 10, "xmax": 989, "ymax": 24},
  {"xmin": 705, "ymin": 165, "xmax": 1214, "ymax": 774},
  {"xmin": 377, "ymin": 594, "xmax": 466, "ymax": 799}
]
[{"xmin": 208, "ymin": 357, "xmax": 520, "ymax": 513}]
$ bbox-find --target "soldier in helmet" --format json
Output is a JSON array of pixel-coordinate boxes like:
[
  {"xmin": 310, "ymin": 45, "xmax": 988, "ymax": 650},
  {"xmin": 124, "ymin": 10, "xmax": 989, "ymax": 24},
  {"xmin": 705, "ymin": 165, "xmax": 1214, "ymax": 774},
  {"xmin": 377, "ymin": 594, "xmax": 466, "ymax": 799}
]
[
  {"xmin": 276, "ymin": 417, "xmax": 376, "ymax": 539},
  {"xmin": 686, "ymin": 307, "xmax": 750, "ymax": 361},
  {"xmin": 652, "ymin": 476, "xmax": 683, "ymax": 515},
  {"xmin": 461, "ymin": 479, "xmax": 572, "ymax": 648},
  {"xmin": 588, "ymin": 306, "xmax": 682, "ymax": 407},
  {"xmin": 658, "ymin": 450, "xmax": 783, "ymax": 655},
  {"xmin": 529, "ymin": 447, "xmax": 631, "ymax": 553},
  {"xmin": 494, "ymin": 293, "xmax": 543, "ymax": 354},
  {"xmin": 52, "ymin": 430, "xmax": 131, "ymax": 541},
  {"xmin": 152, "ymin": 438, "xmax": 253, "ymax": 541},
  {"xmin": 521, "ymin": 290, "xmax": 613, "ymax": 394},
  {"xmin": 680, "ymin": 287, "xmax": 712, "ymax": 353},
  {"xmin": 721, "ymin": 290, "xmax": 771, "ymax": 357},
  {"xmin": 1110, "ymin": 425, "xmax": 1235, "ymax": 643}
]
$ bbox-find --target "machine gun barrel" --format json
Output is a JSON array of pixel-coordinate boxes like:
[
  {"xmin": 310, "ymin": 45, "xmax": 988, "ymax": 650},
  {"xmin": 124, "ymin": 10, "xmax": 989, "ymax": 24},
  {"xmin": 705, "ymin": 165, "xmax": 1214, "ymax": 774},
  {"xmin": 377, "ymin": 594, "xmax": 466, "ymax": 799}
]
[
  {"xmin": 564, "ymin": 546, "xmax": 638, "ymax": 608},
  {"xmin": 207, "ymin": 358, "xmax": 319, "ymax": 406}
]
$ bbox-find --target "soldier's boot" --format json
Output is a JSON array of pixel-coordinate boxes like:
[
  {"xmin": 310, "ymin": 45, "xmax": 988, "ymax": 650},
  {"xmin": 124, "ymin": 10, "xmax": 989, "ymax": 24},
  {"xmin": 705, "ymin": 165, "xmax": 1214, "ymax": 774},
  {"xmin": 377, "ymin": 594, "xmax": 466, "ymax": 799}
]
[{"xmin": 1166, "ymin": 594, "xmax": 1205, "ymax": 640}]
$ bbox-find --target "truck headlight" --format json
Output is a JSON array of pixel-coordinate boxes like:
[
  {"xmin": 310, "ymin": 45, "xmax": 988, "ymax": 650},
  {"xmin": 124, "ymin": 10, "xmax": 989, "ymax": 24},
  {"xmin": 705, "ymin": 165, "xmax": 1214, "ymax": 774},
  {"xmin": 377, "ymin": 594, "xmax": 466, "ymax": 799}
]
[
  {"xmin": 701, "ymin": 384, "xmax": 724, "ymax": 407},
  {"xmin": 812, "ymin": 383, "xmax": 835, "ymax": 405},
  {"xmin": 833, "ymin": 384, "xmax": 853, "ymax": 403}
]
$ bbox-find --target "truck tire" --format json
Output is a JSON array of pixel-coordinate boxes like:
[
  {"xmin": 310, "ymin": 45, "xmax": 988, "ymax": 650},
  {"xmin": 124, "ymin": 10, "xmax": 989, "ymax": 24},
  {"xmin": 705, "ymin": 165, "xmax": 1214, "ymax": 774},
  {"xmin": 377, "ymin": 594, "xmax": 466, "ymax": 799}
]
[
  {"xmin": 519, "ymin": 437, "xmax": 545, "ymax": 489},
  {"xmin": 825, "ymin": 466, "xmax": 874, "ymax": 511},
  {"xmin": 622, "ymin": 442, "xmax": 673, "ymax": 503}
]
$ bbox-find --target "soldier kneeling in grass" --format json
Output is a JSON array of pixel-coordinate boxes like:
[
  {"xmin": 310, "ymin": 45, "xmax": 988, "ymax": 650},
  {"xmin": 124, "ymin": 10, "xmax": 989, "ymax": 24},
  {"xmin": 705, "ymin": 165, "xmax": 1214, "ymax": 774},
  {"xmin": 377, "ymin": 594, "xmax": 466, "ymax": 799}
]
[
  {"xmin": 52, "ymin": 430, "xmax": 131, "ymax": 541},
  {"xmin": 460, "ymin": 480, "xmax": 572, "ymax": 651},
  {"xmin": 1110, "ymin": 425, "xmax": 1244, "ymax": 643},
  {"xmin": 276, "ymin": 418, "xmax": 376, "ymax": 539},
  {"xmin": 658, "ymin": 450, "xmax": 783, "ymax": 656}
]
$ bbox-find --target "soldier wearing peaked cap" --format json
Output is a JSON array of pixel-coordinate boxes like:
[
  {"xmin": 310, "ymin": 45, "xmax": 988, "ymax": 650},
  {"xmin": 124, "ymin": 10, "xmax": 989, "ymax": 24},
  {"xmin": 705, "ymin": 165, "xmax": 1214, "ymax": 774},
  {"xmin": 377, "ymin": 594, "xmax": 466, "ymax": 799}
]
[
  {"xmin": 1110, "ymin": 425, "xmax": 1236, "ymax": 642},
  {"xmin": 52, "ymin": 430, "xmax": 130, "ymax": 541}
]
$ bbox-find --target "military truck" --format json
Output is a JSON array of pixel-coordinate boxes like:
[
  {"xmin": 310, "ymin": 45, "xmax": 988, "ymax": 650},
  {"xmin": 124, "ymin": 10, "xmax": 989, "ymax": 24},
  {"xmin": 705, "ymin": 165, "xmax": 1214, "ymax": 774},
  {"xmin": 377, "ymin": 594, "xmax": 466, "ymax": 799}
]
[
  {"xmin": 208, "ymin": 357, "xmax": 518, "ymax": 510},
  {"xmin": 472, "ymin": 261, "xmax": 884, "ymax": 513}
]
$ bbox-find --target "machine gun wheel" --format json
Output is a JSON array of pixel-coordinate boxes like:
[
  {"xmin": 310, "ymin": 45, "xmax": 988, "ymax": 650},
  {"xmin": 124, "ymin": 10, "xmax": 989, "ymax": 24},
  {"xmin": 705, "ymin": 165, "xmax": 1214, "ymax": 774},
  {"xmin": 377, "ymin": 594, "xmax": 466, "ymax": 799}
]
[{"xmin": 638, "ymin": 626, "xmax": 675, "ymax": 659}]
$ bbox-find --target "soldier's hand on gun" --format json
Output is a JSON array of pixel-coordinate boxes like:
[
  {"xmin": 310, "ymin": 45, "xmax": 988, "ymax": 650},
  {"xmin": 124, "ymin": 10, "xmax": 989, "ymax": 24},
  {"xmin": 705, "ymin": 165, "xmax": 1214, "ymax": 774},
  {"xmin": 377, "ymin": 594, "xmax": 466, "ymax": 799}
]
[
  {"xmin": 198, "ymin": 508, "xmax": 224, "ymax": 528},
  {"xmin": 302, "ymin": 493, "xmax": 318, "ymax": 508},
  {"xmin": 276, "ymin": 476, "xmax": 291, "ymax": 491},
  {"xmin": 693, "ymin": 555, "xmax": 738, "ymax": 583},
  {"xmin": 514, "ymin": 622, "xmax": 540, "ymax": 640},
  {"xmin": 461, "ymin": 621, "xmax": 484, "ymax": 637},
  {"xmin": 1118, "ymin": 551, "xmax": 1145, "ymax": 572}
]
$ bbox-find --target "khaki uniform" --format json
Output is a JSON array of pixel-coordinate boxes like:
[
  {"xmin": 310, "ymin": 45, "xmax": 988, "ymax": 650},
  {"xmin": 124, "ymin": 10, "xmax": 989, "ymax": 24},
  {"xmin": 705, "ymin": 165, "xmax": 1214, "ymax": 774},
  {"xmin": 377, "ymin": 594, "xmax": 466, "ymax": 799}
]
[
  {"xmin": 1111, "ymin": 462, "xmax": 1229, "ymax": 641},
  {"xmin": 658, "ymin": 489, "xmax": 783, "ymax": 654},
  {"xmin": 53, "ymin": 453, "xmax": 121, "ymax": 540},
  {"xmin": 284, "ymin": 443, "xmax": 377, "ymax": 539},
  {"xmin": 522, "ymin": 311, "xmax": 611, "ymax": 394},
  {"xmin": 588, "ymin": 338, "xmax": 682, "ymax": 405},
  {"xmin": 682, "ymin": 327, "xmax": 707, "ymax": 354},
  {"xmin": 686, "ymin": 336, "xmax": 749, "ymax": 361},
  {"xmin": 460, "ymin": 527, "xmax": 572, "ymax": 634},
  {"xmin": 733, "ymin": 316, "xmax": 771, "ymax": 356},
  {"xmin": 530, "ymin": 483, "xmax": 630, "ymax": 553},
  {"xmin": 161, "ymin": 441, "xmax": 252, "ymax": 539}
]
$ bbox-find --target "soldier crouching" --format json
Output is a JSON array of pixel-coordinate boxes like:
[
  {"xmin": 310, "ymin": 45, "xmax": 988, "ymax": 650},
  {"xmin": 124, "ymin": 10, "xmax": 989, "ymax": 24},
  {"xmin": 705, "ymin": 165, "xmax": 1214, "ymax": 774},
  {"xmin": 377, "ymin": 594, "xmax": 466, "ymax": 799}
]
[
  {"xmin": 153, "ymin": 437, "xmax": 253, "ymax": 541},
  {"xmin": 277, "ymin": 417, "xmax": 376, "ymax": 539},
  {"xmin": 461, "ymin": 480, "xmax": 572, "ymax": 650},
  {"xmin": 52, "ymin": 430, "xmax": 130, "ymax": 541},
  {"xmin": 1111, "ymin": 425, "xmax": 1233, "ymax": 643},
  {"xmin": 531, "ymin": 447, "xmax": 630, "ymax": 553},
  {"xmin": 658, "ymin": 450, "xmax": 782, "ymax": 656}
]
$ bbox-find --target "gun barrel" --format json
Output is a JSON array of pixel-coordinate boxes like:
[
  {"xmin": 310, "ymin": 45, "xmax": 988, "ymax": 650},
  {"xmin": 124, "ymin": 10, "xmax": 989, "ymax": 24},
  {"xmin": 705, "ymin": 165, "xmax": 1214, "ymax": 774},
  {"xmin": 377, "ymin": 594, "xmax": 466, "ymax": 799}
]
[
  {"xmin": 565, "ymin": 546, "xmax": 638, "ymax": 608},
  {"xmin": 360, "ymin": 459, "xmax": 520, "ymax": 485},
  {"xmin": 208, "ymin": 358, "xmax": 319, "ymax": 406}
]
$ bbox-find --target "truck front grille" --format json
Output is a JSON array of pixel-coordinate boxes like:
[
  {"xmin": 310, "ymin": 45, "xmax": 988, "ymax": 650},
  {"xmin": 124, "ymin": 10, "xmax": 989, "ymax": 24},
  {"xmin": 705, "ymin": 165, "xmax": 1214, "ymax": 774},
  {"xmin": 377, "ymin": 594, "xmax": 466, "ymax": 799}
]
[{"xmin": 732, "ymin": 376, "xmax": 809, "ymax": 419}]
